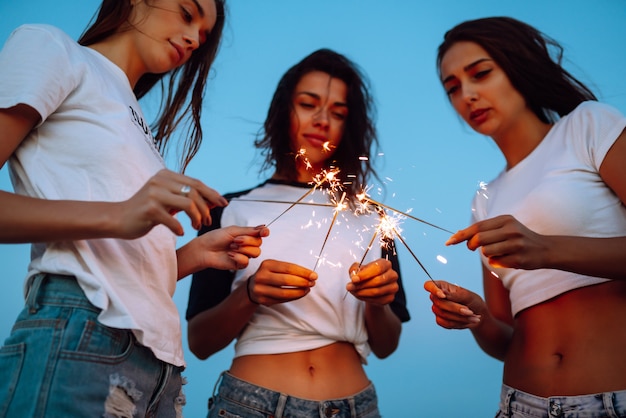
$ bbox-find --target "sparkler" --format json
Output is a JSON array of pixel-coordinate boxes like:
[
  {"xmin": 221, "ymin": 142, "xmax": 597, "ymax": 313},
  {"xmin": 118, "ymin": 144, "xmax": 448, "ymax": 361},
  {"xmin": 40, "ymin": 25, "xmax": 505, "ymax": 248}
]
[
  {"xmin": 312, "ymin": 191, "xmax": 347, "ymax": 271},
  {"xmin": 263, "ymin": 167, "xmax": 343, "ymax": 227}
]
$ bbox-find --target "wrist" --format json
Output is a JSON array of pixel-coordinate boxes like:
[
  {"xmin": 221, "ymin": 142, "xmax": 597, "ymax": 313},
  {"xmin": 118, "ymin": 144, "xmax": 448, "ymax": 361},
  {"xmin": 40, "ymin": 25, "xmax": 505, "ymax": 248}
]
[{"xmin": 246, "ymin": 275, "xmax": 260, "ymax": 305}]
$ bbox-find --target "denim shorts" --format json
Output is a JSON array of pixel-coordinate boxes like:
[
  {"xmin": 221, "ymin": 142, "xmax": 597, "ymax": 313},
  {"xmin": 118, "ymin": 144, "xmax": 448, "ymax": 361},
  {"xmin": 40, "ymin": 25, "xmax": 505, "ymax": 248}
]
[
  {"xmin": 0, "ymin": 273, "xmax": 185, "ymax": 418},
  {"xmin": 208, "ymin": 371, "xmax": 381, "ymax": 418},
  {"xmin": 496, "ymin": 383, "xmax": 626, "ymax": 418}
]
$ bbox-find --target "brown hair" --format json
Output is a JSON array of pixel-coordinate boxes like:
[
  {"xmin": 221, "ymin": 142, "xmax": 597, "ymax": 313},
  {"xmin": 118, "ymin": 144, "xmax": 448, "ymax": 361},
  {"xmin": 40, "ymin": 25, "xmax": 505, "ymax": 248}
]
[{"xmin": 79, "ymin": 0, "xmax": 226, "ymax": 171}]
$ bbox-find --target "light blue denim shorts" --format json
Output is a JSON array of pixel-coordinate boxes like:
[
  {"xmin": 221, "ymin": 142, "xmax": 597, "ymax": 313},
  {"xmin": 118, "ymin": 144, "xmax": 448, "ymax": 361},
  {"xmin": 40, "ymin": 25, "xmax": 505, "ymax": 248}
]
[
  {"xmin": 0, "ymin": 273, "xmax": 185, "ymax": 418},
  {"xmin": 496, "ymin": 383, "xmax": 626, "ymax": 418},
  {"xmin": 208, "ymin": 371, "xmax": 381, "ymax": 418}
]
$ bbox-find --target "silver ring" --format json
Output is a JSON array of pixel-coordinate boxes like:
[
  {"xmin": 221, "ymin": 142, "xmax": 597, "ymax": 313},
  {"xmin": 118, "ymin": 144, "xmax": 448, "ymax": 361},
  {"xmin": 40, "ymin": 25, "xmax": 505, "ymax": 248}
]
[{"xmin": 180, "ymin": 184, "xmax": 191, "ymax": 197}]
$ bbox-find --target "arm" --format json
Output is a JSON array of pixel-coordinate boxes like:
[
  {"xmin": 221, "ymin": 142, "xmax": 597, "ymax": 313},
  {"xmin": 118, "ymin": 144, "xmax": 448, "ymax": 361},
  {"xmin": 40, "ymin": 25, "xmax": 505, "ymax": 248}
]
[
  {"xmin": 347, "ymin": 258, "xmax": 403, "ymax": 359},
  {"xmin": 423, "ymin": 264, "xmax": 513, "ymax": 361},
  {"xmin": 1, "ymin": 105, "xmax": 230, "ymax": 244},
  {"xmin": 446, "ymin": 131, "xmax": 626, "ymax": 281}
]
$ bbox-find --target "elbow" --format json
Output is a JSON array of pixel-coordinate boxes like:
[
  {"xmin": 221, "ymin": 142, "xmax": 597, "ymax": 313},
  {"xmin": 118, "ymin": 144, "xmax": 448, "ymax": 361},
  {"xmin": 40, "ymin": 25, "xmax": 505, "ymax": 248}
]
[{"xmin": 187, "ymin": 337, "xmax": 211, "ymax": 360}]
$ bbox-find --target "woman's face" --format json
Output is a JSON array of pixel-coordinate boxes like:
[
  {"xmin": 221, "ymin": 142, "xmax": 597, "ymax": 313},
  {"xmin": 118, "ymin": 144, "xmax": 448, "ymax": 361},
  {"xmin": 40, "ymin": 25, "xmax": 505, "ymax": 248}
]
[
  {"xmin": 127, "ymin": 0, "xmax": 217, "ymax": 75},
  {"xmin": 439, "ymin": 41, "xmax": 528, "ymax": 140},
  {"xmin": 289, "ymin": 71, "xmax": 348, "ymax": 174}
]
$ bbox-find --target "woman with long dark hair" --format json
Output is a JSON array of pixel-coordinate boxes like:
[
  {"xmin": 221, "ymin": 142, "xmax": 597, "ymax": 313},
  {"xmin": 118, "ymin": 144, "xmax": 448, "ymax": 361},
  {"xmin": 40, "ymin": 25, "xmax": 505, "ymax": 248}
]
[
  {"xmin": 0, "ymin": 1, "xmax": 268, "ymax": 416},
  {"xmin": 187, "ymin": 49, "xmax": 410, "ymax": 418},
  {"xmin": 425, "ymin": 17, "xmax": 626, "ymax": 417}
]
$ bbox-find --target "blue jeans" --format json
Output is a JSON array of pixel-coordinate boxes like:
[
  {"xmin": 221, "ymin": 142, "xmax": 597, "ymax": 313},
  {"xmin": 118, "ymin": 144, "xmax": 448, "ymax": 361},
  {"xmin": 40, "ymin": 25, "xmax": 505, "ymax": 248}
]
[
  {"xmin": 496, "ymin": 383, "xmax": 626, "ymax": 418},
  {"xmin": 208, "ymin": 371, "xmax": 381, "ymax": 418},
  {"xmin": 0, "ymin": 273, "xmax": 185, "ymax": 418}
]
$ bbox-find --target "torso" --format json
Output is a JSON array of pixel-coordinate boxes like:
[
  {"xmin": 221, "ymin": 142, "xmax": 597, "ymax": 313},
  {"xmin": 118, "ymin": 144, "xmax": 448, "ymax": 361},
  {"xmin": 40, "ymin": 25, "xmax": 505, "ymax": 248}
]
[
  {"xmin": 504, "ymin": 280, "xmax": 626, "ymax": 396},
  {"xmin": 229, "ymin": 341, "xmax": 370, "ymax": 399}
]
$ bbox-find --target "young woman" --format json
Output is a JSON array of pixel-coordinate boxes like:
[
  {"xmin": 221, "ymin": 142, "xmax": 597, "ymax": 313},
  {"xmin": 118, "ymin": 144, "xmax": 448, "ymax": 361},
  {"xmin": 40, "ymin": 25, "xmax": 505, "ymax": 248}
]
[
  {"xmin": 0, "ymin": 1, "xmax": 269, "ymax": 417},
  {"xmin": 186, "ymin": 49, "xmax": 410, "ymax": 418},
  {"xmin": 424, "ymin": 17, "xmax": 626, "ymax": 417}
]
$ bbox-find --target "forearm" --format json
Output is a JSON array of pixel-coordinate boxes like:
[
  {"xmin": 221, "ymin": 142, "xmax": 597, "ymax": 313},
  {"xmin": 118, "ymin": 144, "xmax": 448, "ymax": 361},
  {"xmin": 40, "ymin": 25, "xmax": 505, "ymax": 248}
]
[
  {"xmin": 364, "ymin": 303, "xmax": 402, "ymax": 359},
  {"xmin": 545, "ymin": 235, "xmax": 626, "ymax": 280},
  {"xmin": 187, "ymin": 283, "xmax": 257, "ymax": 359},
  {"xmin": 0, "ymin": 191, "xmax": 121, "ymax": 243},
  {"xmin": 469, "ymin": 313, "xmax": 512, "ymax": 361}
]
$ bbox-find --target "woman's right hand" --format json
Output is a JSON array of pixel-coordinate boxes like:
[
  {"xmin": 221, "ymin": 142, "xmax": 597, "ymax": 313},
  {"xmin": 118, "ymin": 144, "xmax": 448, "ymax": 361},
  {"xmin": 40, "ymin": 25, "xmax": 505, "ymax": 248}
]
[
  {"xmin": 424, "ymin": 280, "xmax": 484, "ymax": 330},
  {"xmin": 247, "ymin": 260, "xmax": 318, "ymax": 306},
  {"xmin": 115, "ymin": 169, "xmax": 229, "ymax": 239}
]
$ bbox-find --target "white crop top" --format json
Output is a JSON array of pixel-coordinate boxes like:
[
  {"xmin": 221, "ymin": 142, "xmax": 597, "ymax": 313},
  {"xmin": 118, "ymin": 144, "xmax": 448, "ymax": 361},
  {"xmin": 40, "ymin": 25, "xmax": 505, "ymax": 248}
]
[{"xmin": 471, "ymin": 101, "xmax": 626, "ymax": 316}]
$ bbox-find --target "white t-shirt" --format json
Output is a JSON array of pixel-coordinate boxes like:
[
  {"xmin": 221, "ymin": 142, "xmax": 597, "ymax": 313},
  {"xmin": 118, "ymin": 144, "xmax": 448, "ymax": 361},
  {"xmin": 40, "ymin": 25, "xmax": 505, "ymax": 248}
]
[
  {"xmin": 223, "ymin": 181, "xmax": 385, "ymax": 362},
  {"xmin": 0, "ymin": 25, "xmax": 184, "ymax": 366},
  {"xmin": 472, "ymin": 101, "xmax": 626, "ymax": 316}
]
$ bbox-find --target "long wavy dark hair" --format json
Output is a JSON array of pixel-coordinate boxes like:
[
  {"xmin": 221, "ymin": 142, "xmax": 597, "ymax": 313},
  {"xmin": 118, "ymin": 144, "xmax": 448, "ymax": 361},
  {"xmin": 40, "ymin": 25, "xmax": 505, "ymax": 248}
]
[
  {"xmin": 79, "ymin": 0, "xmax": 226, "ymax": 172},
  {"xmin": 437, "ymin": 17, "xmax": 596, "ymax": 123},
  {"xmin": 255, "ymin": 48, "xmax": 379, "ymax": 198}
]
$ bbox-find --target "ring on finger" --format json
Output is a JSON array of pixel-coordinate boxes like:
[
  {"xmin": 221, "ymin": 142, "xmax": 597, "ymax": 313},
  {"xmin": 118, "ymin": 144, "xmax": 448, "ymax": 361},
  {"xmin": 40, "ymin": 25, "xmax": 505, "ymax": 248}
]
[{"xmin": 180, "ymin": 184, "xmax": 192, "ymax": 197}]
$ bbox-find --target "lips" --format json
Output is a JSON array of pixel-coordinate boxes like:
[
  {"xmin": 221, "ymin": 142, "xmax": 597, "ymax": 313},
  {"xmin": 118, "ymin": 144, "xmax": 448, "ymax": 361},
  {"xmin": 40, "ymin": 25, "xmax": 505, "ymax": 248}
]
[
  {"xmin": 469, "ymin": 108, "xmax": 489, "ymax": 124},
  {"xmin": 303, "ymin": 134, "xmax": 328, "ymax": 147},
  {"xmin": 170, "ymin": 42, "xmax": 184, "ymax": 63}
]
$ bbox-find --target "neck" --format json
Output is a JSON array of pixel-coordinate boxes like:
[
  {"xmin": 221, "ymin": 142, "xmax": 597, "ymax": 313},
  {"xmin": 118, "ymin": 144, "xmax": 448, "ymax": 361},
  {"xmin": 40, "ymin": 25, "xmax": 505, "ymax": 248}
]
[{"xmin": 493, "ymin": 112, "xmax": 553, "ymax": 170}]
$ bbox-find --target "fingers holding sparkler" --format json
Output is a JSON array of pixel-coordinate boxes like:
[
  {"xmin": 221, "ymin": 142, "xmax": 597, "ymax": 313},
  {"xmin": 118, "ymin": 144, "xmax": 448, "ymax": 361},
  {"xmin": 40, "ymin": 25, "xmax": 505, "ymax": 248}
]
[
  {"xmin": 346, "ymin": 259, "xmax": 399, "ymax": 305},
  {"xmin": 247, "ymin": 259, "xmax": 318, "ymax": 306},
  {"xmin": 424, "ymin": 280, "xmax": 483, "ymax": 329}
]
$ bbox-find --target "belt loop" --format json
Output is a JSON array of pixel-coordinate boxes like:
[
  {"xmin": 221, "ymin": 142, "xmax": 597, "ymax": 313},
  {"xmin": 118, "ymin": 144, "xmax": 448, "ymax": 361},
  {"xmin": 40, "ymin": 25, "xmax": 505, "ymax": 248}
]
[
  {"xmin": 602, "ymin": 392, "xmax": 618, "ymax": 418},
  {"xmin": 25, "ymin": 273, "xmax": 47, "ymax": 313},
  {"xmin": 348, "ymin": 397, "xmax": 356, "ymax": 418},
  {"xmin": 274, "ymin": 393, "xmax": 287, "ymax": 418},
  {"xmin": 501, "ymin": 386, "xmax": 514, "ymax": 418}
]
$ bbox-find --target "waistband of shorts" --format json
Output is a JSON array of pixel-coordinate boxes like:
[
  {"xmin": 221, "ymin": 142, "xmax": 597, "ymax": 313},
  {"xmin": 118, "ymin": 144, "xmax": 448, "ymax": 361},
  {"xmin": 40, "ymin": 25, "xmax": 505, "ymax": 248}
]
[
  {"xmin": 25, "ymin": 273, "xmax": 98, "ymax": 313},
  {"xmin": 500, "ymin": 383, "xmax": 626, "ymax": 417},
  {"xmin": 217, "ymin": 371, "xmax": 378, "ymax": 416}
]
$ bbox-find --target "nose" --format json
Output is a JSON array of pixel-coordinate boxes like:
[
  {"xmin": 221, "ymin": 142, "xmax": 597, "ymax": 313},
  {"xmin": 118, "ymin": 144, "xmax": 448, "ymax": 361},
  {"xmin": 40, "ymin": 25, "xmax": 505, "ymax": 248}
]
[
  {"xmin": 313, "ymin": 108, "xmax": 329, "ymax": 128},
  {"xmin": 182, "ymin": 31, "xmax": 200, "ymax": 51},
  {"xmin": 462, "ymin": 84, "xmax": 478, "ymax": 102}
]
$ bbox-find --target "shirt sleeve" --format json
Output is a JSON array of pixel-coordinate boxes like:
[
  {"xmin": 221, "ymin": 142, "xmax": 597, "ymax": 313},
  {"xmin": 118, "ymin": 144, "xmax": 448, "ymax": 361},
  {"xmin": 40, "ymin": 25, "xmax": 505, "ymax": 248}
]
[{"xmin": 0, "ymin": 24, "xmax": 79, "ymax": 123}]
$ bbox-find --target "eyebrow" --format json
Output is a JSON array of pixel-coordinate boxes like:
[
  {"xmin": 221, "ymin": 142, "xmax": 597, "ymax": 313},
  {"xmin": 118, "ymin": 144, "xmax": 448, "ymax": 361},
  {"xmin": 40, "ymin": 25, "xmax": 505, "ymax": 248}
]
[
  {"xmin": 191, "ymin": 0, "xmax": 205, "ymax": 17},
  {"xmin": 441, "ymin": 58, "xmax": 492, "ymax": 84}
]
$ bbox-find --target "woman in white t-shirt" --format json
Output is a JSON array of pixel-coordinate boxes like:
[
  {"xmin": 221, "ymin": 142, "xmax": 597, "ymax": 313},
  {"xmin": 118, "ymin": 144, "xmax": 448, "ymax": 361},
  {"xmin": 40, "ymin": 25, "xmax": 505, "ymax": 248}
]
[
  {"xmin": 424, "ymin": 17, "xmax": 626, "ymax": 417},
  {"xmin": 187, "ymin": 49, "xmax": 410, "ymax": 418},
  {"xmin": 0, "ymin": 1, "xmax": 268, "ymax": 417}
]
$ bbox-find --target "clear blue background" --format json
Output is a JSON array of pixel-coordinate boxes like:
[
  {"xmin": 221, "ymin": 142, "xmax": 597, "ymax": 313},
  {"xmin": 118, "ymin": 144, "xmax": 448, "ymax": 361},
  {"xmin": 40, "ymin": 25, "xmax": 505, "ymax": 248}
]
[{"xmin": 1, "ymin": 1, "xmax": 625, "ymax": 416}]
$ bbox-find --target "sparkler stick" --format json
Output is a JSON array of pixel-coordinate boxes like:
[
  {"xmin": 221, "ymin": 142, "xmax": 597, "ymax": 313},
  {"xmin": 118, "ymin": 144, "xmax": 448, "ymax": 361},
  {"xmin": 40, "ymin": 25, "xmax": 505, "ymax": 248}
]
[
  {"xmin": 361, "ymin": 196, "xmax": 454, "ymax": 234},
  {"xmin": 312, "ymin": 192, "xmax": 346, "ymax": 271},
  {"xmin": 265, "ymin": 187, "xmax": 316, "ymax": 227},
  {"xmin": 232, "ymin": 198, "xmax": 334, "ymax": 208},
  {"xmin": 392, "ymin": 226, "xmax": 440, "ymax": 288},
  {"xmin": 357, "ymin": 229, "xmax": 379, "ymax": 269}
]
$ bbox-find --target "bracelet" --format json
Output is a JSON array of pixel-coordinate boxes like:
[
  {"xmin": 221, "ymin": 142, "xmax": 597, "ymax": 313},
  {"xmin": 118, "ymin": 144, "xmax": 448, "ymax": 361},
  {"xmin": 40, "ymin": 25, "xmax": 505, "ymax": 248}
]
[{"xmin": 246, "ymin": 276, "xmax": 259, "ymax": 305}]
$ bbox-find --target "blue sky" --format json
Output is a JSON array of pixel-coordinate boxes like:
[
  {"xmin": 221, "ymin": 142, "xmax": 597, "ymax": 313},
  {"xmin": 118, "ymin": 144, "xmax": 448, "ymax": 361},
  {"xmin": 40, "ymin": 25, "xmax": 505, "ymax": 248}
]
[{"xmin": 1, "ymin": 1, "xmax": 625, "ymax": 416}]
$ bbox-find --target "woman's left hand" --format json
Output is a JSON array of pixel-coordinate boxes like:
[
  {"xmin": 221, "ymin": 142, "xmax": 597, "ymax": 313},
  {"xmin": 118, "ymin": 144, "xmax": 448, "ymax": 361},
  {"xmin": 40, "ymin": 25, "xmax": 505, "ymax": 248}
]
[
  {"xmin": 346, "ymin": 258, "xmax": 399, "ymax": 305},
  {"xmin": 177, "ymin": 225, "xmax": 270, "ymax": 279}
]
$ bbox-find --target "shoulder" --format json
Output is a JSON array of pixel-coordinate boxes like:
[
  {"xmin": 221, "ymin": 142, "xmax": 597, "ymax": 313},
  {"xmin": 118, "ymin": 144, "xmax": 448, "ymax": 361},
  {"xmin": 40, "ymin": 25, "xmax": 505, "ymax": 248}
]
[
  {"xmin": 6, "ymin": 24, "xmax": 73, "ymax": 46},
  {"xmin": 565, "ymin": 101, "xmax": 626, "ymax": 126}
]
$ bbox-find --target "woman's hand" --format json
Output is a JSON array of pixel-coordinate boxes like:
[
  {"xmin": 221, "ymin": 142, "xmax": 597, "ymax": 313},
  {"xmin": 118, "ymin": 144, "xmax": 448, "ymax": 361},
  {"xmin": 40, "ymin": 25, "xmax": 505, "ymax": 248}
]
[
  {"xmin": 424, "ymin": 280, "xmax": 483, "ymax": 329},
  {"xmin": 177, "ymin": 225, "xmax": 269, "ymax": 279},
  {"xmin": 346, "ymin": 258, "xmax": 399, "ymax": 305},
  {"xmin": 247, "ymin": 260, "xmax": 317, "ymax": 306},
  {"xmin": 116, "ymin": 169, "xmax": 229, "ymax": 239},
  {"xmin": 446, "ymin": 214, "xmax": 548, "ymax": 270}
]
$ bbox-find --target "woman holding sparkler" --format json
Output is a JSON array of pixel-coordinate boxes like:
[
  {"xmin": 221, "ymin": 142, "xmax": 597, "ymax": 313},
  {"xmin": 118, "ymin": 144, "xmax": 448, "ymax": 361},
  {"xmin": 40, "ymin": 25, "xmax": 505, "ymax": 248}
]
[
  {"xmin": 0, "ymin": 1, "xmax": 269, "ymax": 416},
  {"xmin": 425, "ymin": 17, "xmax": 626, "ymax": 417},
  {"xmin": 187, "ymin": 49, "xmax": 410, "ymax": 418}
]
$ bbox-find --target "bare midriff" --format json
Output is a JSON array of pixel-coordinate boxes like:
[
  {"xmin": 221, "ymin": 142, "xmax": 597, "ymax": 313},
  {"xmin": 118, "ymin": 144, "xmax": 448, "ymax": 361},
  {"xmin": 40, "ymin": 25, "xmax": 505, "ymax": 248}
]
[
  {"xmin": 228, "ymin": 341, "xmax": 370, "ymax": 400},
  {"xmin": 504, "ymin": 280, "xmax": 626, "ymax": 396}
]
